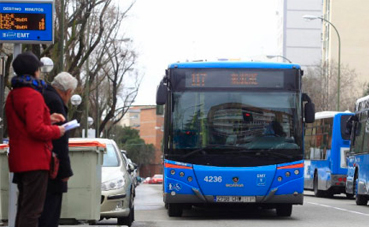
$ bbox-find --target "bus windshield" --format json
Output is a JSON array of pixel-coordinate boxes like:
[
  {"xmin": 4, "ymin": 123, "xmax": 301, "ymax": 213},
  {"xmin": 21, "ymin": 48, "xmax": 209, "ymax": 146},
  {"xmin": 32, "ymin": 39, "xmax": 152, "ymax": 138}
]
[{"xmin": 169, "ymin": 90, "xmax": 302, "ymax": 166}]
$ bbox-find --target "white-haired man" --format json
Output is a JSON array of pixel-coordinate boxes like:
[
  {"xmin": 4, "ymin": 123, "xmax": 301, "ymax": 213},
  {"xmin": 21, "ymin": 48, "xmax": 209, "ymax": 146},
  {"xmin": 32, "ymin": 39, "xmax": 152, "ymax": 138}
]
[{"xmin": 39, "ymin": 72, "xmax": 78, "ymax": 227}]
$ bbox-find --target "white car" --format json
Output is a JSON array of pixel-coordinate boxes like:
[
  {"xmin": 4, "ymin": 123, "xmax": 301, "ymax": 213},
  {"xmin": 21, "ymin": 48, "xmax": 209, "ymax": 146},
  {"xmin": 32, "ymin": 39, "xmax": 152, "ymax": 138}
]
[{"xmin": 70, "ymin": 138, "xmax": 135, "ymax": 226}]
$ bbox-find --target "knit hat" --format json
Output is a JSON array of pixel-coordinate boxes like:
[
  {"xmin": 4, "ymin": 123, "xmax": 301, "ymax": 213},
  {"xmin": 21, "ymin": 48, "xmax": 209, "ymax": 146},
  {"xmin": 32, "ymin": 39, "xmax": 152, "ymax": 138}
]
[{"xmin": 12, "ymin": 51, "xmax": 44, "ymax": 76}]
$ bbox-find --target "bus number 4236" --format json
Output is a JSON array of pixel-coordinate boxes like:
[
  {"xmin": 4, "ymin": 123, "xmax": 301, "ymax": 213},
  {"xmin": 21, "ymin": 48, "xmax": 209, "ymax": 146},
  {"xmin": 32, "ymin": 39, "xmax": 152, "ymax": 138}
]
[{"xmin": 204, "ymin": 176, "xmax": 222, "ymax": 183}]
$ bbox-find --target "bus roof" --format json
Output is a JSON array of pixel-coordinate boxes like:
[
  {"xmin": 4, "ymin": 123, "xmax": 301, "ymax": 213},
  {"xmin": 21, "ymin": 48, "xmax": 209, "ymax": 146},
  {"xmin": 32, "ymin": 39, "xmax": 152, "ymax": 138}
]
[
  {"xmin": 168, "ymin": 61, "xmax": 301, "ymax": 69},
  {"xmin": 355, "ymin": 95, "xmax": 369, "ymax": 105},
  {"xmin": 315, "ymin": 111, "xmax": 352, "ymax": 120}
]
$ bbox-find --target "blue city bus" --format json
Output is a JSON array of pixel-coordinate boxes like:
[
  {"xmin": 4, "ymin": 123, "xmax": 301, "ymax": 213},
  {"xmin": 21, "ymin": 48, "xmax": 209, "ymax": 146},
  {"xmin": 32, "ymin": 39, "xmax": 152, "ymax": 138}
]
[
  {"xmin": 156, "ymin": 61, "xmax": 315, "ymax": 217},
  {"xmin": 303, "ymin": 111, "xmax": 353, "ymax": 197},
  {"xmin": 345, "ymin": 95, "xmax": 369, "ymax": 205}
]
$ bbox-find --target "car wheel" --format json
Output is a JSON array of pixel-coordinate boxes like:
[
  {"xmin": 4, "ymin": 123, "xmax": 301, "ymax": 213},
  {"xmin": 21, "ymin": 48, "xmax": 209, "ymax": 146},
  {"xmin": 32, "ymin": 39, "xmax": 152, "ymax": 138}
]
[
  {"xmin": 117, "ymin": 206, "xmax": 134, "ymax": 226},
  {"xmin": 117, "ymin": 189, "xmax": 135, "ymax": 226}
]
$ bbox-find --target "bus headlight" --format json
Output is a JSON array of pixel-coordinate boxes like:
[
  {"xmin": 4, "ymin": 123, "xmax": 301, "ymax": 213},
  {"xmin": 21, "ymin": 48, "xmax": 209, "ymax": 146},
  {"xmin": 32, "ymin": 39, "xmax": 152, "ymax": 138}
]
[{"xmin": 294, "ymin": 169, "xmax": 300, "ymax": 175}]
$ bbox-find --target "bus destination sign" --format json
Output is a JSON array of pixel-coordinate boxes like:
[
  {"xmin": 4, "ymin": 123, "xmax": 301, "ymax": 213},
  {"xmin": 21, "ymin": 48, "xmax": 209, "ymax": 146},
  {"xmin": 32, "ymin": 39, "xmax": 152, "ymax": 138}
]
[
  {"xmin": 186, "ymin": 70, "xmax": 284, "ymax": 88},
  {"xmin": 0, "ymin": 13, "xmax": 46, "ymax": 30},
  {"xmin": 0, "ymin": 1, "xmax": 54, "ymax": 43}
]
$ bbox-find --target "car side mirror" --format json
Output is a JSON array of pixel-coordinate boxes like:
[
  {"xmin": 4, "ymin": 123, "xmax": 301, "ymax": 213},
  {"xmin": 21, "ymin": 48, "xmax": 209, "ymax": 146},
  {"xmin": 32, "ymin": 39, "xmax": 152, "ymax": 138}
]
[{"xmin": 128, "ymin": 163, "xmax": 135, "ymax": 173}]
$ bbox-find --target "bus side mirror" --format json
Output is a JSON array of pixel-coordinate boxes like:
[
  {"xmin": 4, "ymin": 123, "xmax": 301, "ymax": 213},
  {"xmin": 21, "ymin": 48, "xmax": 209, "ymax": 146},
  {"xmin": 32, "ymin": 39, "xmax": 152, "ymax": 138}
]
[
  {"xmin": 304, "ymin": 102, "xmax": 315, "ymax": 123},
  {"xmin": 156, "ymin": 80, "xmax": 167, "ymax": 105},
  {"xmin": 302, "ymin": 93, "xmax": 315, "ymax": 123},
  {"xmin": 345, "ymin": 115, "xmax": 358, "ymax": 135}
]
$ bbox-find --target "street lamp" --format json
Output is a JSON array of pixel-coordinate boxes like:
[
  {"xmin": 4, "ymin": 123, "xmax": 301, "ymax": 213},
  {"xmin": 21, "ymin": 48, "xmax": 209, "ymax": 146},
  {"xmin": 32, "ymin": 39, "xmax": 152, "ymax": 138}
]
[
  {"xmin": 71, "ymin": 94, "xmax": 82, "ymax": 106},
  {"xmin": 266, "ymin": 55, "xmax": 292, "ymax": 63},
  {"xmin": 40, "ymin": 57, "xmax": 54, "ymax": 73},
  {"xmin": 303, "ymin": 14, "xmax": 341, "ymax": 111}
]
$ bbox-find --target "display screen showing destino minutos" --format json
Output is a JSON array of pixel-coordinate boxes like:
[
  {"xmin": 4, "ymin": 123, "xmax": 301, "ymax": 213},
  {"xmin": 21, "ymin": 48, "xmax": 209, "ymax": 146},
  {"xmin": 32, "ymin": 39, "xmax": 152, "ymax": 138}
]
[
  {"xmin": 0, "ymin": 13, "xmax": 46, "ymax": 30},
  {"xmin": 185, "ymin": 70, "xmax": 285, "ymax": 88}
]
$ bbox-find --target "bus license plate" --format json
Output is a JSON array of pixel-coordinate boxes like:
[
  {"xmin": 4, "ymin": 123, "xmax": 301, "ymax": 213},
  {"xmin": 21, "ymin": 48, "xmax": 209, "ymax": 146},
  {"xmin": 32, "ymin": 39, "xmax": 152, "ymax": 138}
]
[{"xmin": 215, "ymin": 196, "xmax": 256, "ymax": 203}]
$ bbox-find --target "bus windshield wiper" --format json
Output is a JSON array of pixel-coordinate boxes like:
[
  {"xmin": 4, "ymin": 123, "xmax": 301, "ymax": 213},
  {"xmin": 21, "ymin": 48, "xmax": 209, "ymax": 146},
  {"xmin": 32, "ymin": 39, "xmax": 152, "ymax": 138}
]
[
  {"xmin": 181, "ymin": 145, "xmax": 240, "ymax": 159},
  {"xmin": 261, "ymin": 150, "xmax": 294, "ymax": 159},
  {"xmin": 224, "ymin": 149, "xmax": 295, "ymax": 159}
]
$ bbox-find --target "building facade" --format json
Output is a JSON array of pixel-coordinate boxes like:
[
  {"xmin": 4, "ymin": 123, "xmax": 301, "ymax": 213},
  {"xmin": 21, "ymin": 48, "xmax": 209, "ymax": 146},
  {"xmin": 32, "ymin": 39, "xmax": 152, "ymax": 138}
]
[
  {"xmin": 322, "ymin": 0, "xmax": 369, "ymax": 89},
  {"xmin": 138, "ymin": 107, "xmax": 164, "ymax": 177},
  {"xmin": 275, "ymin": 0, "xmax": 322, "ymax": 69}
]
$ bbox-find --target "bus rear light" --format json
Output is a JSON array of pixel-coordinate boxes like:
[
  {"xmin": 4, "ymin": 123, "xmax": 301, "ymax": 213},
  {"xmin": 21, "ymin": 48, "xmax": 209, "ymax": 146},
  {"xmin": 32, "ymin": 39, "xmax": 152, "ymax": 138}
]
[
  {"xmin": 338, "ymin": 177, "xmax": 346, "ymax": 182},
  {"xmin": 170, "ymin": 170, "xmax": 176, "ymax": 175},
  {"xmin": 294, "ymin": 170, "xmax": 300, "ymax": 175},
  {"xmin": 180, "ymin": 172, "xmax": 185, "ymax": 177},
  {"xmin": 188, "ymin": 176, "xmax": 193, "ymax": 182},
  {"xmin": 277, "ymin": 177, "xmax": 283, "ymax": 182},
  {"xmin": 285, "ymin": 172, "xmax": 291, "ymax": 177}
]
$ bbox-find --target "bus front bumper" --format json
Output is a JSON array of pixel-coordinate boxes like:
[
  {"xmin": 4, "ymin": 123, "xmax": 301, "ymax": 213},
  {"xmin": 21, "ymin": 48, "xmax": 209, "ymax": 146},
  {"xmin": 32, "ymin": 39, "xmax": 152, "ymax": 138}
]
[{"xmin": 164, "ymin": 192, "xmax": 303, "ymax": 205}]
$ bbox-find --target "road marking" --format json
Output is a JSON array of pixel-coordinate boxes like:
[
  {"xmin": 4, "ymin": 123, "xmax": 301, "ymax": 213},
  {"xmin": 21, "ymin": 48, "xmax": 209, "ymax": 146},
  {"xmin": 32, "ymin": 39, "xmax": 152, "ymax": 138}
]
[{"xmin": 307, "ymin": 202, "xmax": 369, "ymax": 217}]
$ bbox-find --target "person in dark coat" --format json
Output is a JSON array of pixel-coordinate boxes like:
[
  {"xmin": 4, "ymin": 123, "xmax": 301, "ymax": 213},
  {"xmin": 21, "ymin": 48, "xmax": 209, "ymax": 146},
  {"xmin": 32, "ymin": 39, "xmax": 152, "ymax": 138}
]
[
  {"xmin": 38, "ymin": 72, "xmax": 78, "ymax": 227},
  {"xmin": 6, "ymin": 52, "xmax": 66, "ymax": 227}
]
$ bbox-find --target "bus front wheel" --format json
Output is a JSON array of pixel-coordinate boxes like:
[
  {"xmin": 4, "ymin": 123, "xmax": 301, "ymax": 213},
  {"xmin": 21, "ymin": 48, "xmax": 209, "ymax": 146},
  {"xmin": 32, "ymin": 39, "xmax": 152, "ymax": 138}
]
[
  {"xmin": 276, "ymin": 204, "xmax": 292, "ymax": 217},
  {"xmin": 168, "ymin": 203, "xmax": 183, "ymax": 217}
]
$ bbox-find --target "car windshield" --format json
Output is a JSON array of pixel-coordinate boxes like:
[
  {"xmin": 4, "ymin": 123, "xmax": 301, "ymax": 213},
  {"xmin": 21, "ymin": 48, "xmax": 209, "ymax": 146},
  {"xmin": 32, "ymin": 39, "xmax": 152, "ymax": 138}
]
[
  {"xmin": 153, "ymin": 174, "xmax": 163, "ymax": 178},
  {"xmin": 103, "ymin": 144, "xmax": 119, "ymax": 167}
]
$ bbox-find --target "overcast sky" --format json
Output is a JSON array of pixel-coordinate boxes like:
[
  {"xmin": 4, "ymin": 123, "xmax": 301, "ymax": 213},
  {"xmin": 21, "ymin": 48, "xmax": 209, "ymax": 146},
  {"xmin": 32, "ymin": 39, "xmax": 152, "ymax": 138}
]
[{"xmin": 122, "ymin": 0, "xmax": 278, "ymax": 105}]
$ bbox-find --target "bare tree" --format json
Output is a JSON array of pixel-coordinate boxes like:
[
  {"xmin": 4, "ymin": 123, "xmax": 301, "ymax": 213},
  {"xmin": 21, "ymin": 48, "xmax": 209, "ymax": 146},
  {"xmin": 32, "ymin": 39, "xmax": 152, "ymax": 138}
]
[
  {"xmin": 303, "ymin": 61, "xmax": 363, "ymax": 112},
  {"xmin": 1, "ymin": 0, "xmax": 140, "ymax": 138}
]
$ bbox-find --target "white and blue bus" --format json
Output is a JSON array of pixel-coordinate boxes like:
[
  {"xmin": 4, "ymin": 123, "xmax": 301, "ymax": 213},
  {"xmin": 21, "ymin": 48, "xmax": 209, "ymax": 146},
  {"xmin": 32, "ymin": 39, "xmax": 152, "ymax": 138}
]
[
  {"xmin": 303, "ymin": 111, "xmax": 353, "ymax": 197},
  {"xmin": 156, "ymin": 61, "xmax": 315, "ymax": 217},
  {"xmin": 345, "ymin": 95, "xmax": 369, "ymax": 205}
]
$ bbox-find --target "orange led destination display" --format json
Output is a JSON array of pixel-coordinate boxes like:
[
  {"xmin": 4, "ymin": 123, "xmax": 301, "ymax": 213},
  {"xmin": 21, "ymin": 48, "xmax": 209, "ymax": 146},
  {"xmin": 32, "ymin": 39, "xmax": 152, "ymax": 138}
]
[
  {"xmin": 186, "ymin": 70, "xmax": 284, "ymax": 88},
  {"xmin": 0, "ymin": 13, "xmax": 45, "ymax": 30}
]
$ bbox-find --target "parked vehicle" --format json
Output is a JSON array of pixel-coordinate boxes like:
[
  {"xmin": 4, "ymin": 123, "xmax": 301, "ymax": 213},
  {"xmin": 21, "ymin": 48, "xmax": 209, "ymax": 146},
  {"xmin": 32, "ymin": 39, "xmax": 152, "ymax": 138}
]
[
  {"xmin": 69, "ymin": 138, "xmax": 135, "ymax": 226},
  {"xmin": 304, "ymin": 111, "xmax": 353, "ymax": 197},
  {"xmin": 345, "ymin": 95, "xmax": 369, "ymax": 205},
  {"xmin": 149, "ymin": 174, "xmax": 163, "ymax": 184},
  {"xmin": 143, "ymin": 177, "xmax": 151, "ymax": 184}
]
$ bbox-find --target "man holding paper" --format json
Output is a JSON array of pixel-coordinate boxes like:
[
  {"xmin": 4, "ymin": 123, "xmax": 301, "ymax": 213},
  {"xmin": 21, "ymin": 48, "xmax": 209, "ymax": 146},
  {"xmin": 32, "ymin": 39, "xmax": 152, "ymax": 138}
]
[{"xmin": 39, "ymin": 72, "xmax": 78, "ymax": 227}]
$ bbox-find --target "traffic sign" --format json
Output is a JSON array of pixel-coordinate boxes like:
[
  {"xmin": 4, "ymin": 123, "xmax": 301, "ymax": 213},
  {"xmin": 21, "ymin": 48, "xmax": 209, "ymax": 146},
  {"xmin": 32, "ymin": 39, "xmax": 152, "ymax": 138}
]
[{"xmin": 0, "ymin": 0, "xmax": 54, "ymax": 44}]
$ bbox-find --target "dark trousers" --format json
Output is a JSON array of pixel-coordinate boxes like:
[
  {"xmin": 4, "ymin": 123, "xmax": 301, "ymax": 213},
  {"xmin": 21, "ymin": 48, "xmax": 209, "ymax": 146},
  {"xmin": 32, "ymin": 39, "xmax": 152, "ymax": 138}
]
[
  {"xmin": 38, "ymin": 191, "xmax": 63, "ymax": 227},
  {"xmin": 15, "ymin": 170, "xmax": 48, "ymax": 227}
]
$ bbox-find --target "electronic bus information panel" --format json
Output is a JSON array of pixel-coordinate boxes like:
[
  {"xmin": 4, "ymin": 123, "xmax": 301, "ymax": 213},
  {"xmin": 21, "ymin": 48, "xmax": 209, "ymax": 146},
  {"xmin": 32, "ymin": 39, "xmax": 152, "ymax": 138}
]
[{"xmin": 0, "ymin": 1, "xmax": 54, "ymax": 43}]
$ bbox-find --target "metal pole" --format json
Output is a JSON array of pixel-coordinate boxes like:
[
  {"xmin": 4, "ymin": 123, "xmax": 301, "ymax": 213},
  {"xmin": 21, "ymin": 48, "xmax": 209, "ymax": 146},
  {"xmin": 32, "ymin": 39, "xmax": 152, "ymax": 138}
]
[
  {"xmin": 8, "ymin": 43, "xmax": 22, "ymax": 227},
  {"xmin": 279, "ymin": 56, "xmax": 292, "ymax": 63},
  {"xmin": 320, "ymin": 17, "xmax": 341, "ymax": 111},
  {"xmin": 59, "ymin": 0, "xmax": 64, "ymax": 71},
  {"xmin": 95, "ymin": 74, "xmax": 99, "ymax": 138},
  {"xmin": 84, "ymin": 12, "xmax": 90, "ymax": 138},
  {"xmin": 266, "ymin": 55, "xmax": 292, "ymax": 63},
  {"xmin": 0, "ymin": 55, "xmax": 6, "ymax": 143}
]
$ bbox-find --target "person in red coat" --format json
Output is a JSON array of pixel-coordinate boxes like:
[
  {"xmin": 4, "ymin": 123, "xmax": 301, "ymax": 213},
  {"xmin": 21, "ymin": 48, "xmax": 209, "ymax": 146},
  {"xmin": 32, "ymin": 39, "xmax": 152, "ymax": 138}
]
[{"xmin": 5, "ymin": 52, "xmax": 66, "ymax": 227}]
